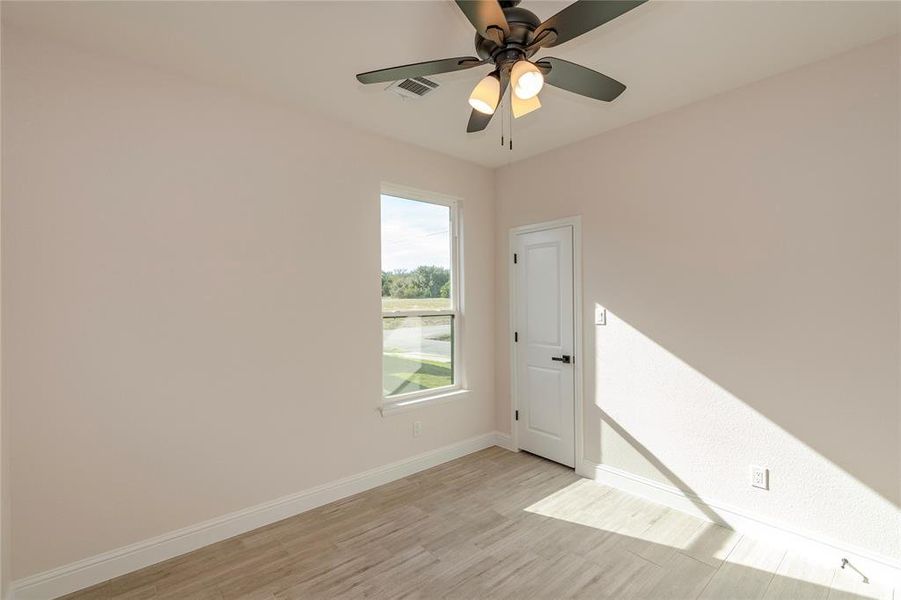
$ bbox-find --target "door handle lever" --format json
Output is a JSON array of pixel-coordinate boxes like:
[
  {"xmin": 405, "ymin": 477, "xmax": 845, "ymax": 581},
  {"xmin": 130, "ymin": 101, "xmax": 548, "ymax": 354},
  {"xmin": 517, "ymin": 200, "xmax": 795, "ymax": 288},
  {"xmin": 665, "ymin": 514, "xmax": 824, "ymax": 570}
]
[{"xmin": 551, "ymin": 355, "xmax": 572, "ymax": 364}]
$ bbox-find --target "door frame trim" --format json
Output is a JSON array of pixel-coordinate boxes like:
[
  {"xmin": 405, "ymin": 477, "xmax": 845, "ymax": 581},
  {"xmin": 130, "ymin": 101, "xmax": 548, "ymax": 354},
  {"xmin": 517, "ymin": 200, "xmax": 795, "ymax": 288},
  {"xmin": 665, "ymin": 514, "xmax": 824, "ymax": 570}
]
[{"xmin": 508, "ymin": 216, "xmax": 584, "ymax": 469}]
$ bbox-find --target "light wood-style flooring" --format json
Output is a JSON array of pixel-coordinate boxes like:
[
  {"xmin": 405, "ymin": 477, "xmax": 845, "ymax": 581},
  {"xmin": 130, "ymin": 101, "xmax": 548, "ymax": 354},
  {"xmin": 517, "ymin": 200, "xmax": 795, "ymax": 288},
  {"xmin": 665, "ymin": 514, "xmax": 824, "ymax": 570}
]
[{"xmin": 61, "ymin": 447, "xmax": 895, "ymax": 600}]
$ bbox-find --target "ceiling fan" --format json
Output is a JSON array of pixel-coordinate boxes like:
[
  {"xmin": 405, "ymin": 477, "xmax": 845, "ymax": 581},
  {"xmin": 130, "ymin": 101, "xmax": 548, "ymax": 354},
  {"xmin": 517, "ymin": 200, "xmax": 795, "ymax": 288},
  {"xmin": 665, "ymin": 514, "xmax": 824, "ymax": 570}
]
[{"xmin": 356, "ymin": 0, "xmax": 646, "ymax": 135}]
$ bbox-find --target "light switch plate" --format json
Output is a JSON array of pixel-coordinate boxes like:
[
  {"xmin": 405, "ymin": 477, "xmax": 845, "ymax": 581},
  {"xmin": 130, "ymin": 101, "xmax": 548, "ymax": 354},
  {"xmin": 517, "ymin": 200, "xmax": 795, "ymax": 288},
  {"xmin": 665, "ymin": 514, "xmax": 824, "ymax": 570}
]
[{"xmin": 595, "ymin": 306, "xmax": 607, "ymax": 326}]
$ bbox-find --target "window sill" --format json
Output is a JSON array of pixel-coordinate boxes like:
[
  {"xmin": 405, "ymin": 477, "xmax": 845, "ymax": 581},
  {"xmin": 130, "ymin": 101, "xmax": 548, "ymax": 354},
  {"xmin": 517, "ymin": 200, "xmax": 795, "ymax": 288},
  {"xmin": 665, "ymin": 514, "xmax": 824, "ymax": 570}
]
[{"xmin": 380, "ymin": 388, "xmax": 471, "ymax": 417}]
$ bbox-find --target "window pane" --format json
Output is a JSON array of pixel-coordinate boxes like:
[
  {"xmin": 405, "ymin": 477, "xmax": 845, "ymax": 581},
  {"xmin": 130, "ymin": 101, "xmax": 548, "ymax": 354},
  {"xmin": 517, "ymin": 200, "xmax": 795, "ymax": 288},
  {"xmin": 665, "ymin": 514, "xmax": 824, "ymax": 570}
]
[
  {"xmin": 383, "ymin": 315, "xmax": 454, "ymax": 397},
  {"xmin": 381, "ymin": 195, "xmax": 452, "ymax": 312}
]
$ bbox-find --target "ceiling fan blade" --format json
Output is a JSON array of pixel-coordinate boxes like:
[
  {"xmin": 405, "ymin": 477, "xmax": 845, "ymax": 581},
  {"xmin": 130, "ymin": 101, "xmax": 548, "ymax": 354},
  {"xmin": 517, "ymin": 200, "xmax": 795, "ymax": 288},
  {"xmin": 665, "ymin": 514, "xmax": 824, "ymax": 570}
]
[
  {"xmin": 455, "ymin": 0, "xmax": 509, "ymax": 43},
  {"xmin": 467, "ymin": 108, "xmax": 493, "ymax": 133},
  {"xmin": 357, "ymin": 56, "xmax": 483, "ymax": 84},
  {"xmin": 467, "ymin": 68, "xmax": 509, "ymax": 133},
  {"xmin": 532, "ymin": 0, "xmax": 646, "ymax": 48},
  {"xmin": 537, "ymin": 57, "xmax": 626, "ymax": 102}
]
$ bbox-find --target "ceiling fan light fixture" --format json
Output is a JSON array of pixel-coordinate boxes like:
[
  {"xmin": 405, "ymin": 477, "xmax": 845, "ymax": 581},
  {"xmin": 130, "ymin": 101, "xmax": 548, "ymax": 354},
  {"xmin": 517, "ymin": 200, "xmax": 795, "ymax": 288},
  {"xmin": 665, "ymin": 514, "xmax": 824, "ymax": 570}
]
[
  {"xmin": 512, "ymin": 93, "xmax": 541, "ymax": 118},
  {"xmin": 511, "ymin": 60, "xmax": 544, "ymax": 100},
  {"xmin": 468, "ymin": 73, "xmax": 501, "ymax": 115},
  {"xmin": 356, "ymin": 0, "xmax": 645, "ymax": 135}
]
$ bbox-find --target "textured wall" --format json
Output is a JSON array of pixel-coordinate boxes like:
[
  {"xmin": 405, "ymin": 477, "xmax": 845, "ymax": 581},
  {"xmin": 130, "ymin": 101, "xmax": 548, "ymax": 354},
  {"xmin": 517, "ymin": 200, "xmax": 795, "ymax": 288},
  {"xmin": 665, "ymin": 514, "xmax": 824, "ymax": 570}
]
[
  {"xmin": 0, "ymin": 15, "xmax": 10, "ymax": 596},
  {"xmin": 2, "ymin": 30, "xmax": 496, "ymax": 579},
  {"xmin": 495, "ymin": 36, "xmax": 900, "ymax": 561}
]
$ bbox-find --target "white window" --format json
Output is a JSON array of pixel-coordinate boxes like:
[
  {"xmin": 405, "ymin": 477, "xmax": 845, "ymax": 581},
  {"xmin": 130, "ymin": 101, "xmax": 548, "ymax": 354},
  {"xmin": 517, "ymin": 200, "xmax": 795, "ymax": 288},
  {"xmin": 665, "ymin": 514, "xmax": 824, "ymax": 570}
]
[{"xmin": 381, "ymin": 187, "xmax": 460, "ymax": 406}]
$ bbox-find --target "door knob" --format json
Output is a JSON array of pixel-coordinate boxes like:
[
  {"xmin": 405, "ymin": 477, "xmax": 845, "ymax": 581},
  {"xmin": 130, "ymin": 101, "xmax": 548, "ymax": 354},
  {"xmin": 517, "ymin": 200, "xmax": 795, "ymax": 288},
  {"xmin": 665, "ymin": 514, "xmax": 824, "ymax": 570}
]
[{"xmin": 551, "ymin": 355, "xmax": 572, "ymax": 364}]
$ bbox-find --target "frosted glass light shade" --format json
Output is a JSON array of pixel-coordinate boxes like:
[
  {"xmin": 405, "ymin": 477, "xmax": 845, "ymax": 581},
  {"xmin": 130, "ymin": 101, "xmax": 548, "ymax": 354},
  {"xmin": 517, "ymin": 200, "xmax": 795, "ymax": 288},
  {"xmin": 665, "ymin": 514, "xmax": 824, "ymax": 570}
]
[
  {"xmin": 468, "ymin": 74, "xmax": 500, "ymax": 114},
  {"xmin": 512, "ymin": 93, "xmax": 541, "ymax": 118},
  {"xmin": 511, "ymin": 60, "xmax": 544, "ymax": 100}
]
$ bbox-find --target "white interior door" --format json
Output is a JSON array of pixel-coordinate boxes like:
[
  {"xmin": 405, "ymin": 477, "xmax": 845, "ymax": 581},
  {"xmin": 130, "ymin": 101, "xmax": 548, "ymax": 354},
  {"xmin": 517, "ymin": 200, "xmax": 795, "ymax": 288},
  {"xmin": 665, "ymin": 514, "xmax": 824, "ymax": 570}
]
[{"xmin": 514, "ymin": 225, "xmax": 575, "ymax": 468}]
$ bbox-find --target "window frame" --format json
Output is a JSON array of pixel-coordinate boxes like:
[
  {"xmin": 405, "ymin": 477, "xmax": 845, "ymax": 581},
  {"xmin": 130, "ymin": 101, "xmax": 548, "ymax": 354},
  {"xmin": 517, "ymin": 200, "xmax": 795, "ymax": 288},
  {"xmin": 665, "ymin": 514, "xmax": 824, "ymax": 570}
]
[{"xmin": 380, "ymin": 183, "xmax": 464, "ymax": 410}]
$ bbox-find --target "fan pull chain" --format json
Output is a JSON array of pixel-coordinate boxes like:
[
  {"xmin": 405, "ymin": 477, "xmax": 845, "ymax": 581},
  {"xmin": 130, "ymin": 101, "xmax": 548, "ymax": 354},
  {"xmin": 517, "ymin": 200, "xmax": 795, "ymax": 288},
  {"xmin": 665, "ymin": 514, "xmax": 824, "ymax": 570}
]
[
  {"xmin": 500, "ymin": 92, "xmax": 506, "ymax": 147},
  {"xmin": 509, "ymin": 98, "xmax": 513, "ymax": 151}
]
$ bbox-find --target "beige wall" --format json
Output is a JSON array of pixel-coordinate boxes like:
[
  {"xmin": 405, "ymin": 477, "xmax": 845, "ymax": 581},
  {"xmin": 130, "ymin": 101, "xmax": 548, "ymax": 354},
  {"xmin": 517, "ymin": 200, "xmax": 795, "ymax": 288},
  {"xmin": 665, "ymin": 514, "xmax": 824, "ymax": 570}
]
[
  {"xmin": 0, "ymin": 19, "xmax": 6, "ymax": 598},
  {"xmin": 495, "ymin": 36, "xmax": 901, "ymax": 560},
  {"xmin": 1, "ymin": 30, "xmax": 497, "ymax": 580},
  {"xmin": 0, "ymin": 14, "xmax": 9, "ymax": 598}
]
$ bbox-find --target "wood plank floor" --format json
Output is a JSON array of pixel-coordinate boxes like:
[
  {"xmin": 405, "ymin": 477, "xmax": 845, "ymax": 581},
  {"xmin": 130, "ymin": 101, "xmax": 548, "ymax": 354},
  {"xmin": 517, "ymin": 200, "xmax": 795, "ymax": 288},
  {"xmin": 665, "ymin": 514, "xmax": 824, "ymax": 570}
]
[{"xmin": 60, "ymin": 447, "xmax": 895, "ymax": 600}]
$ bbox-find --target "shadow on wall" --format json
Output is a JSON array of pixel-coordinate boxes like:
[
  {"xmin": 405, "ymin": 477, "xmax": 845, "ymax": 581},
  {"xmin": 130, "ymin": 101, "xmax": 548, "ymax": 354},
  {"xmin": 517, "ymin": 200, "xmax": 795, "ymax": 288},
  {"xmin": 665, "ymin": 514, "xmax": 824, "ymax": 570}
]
[
  {"xmin": 586, "ymin": 405, "xmax": 882, "ymax": 589},
  {"xmin": 584, "ymin": 302, "xmax": 900, "ymax": 575},
  {"xmin": 587, "ymin": 301, "xmax": 900, "ymax": 508},
  {"xmin": 596, "ymin": 406, "xmax": 730, "ymax": 530}
]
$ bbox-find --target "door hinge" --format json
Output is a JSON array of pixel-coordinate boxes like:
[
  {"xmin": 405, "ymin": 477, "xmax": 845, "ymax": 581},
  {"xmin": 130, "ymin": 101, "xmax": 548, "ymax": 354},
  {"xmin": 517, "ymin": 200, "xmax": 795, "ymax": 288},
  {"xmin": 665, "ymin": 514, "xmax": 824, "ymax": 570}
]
[
  {"xmin": 514, "ymin": 331, "xmax": 518, "ymax": 342},
  {"xmin": 515, "ymin": 410, "xmax": 519, "ymax": 421},
  {"xmin": 513, "ymin": 253, "xmax": 518, "ymax": 264}
]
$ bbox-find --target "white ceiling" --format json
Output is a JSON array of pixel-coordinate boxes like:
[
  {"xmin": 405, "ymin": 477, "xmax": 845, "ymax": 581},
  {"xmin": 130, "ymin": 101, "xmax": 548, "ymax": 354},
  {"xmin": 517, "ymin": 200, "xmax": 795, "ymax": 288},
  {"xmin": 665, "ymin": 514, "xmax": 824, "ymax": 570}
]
[{"xmin": 3, "ymin": 1, "xmax": 898, "ymax": 168}]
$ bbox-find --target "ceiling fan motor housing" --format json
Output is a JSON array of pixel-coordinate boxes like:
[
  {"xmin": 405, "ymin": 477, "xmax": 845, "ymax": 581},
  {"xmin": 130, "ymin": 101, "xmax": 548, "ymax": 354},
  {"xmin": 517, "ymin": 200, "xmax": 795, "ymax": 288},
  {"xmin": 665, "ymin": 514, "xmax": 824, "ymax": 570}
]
[{"xmin": 474, "ymin": 5, "xmax": 542, "ymax": 66}]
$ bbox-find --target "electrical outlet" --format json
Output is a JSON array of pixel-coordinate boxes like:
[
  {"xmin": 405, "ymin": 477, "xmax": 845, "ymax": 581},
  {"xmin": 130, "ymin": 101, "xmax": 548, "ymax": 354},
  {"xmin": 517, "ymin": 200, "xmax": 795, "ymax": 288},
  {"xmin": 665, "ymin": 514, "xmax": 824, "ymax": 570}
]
[
  {"xmin": 413, "ymin": 421, "xmax": 422, "ymax": 438},
  {"xmin": 750, "ymin": 465, "xmax": 768, "ymax": 490}
]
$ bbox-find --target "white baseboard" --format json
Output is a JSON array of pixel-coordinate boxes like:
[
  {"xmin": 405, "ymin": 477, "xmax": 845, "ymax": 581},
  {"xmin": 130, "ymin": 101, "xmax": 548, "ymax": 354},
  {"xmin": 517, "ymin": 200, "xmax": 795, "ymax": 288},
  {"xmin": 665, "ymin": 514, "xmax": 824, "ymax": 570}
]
[
  {"xmin": 492, "ymin": 432, "xmax": 514, "ymax": 451},
  {"xmin": 577, "ymin": 459, "xmax": 901, "ymax": 587},
  {"xmin": 10, "ymin": 431, "xmax": 510, "ymax": 600}
]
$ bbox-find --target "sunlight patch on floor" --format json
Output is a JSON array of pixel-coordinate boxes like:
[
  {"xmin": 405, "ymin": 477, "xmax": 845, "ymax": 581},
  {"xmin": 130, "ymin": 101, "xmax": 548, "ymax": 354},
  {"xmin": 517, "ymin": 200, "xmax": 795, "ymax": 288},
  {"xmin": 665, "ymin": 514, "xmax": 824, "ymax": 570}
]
[
  {"xmin": 523, "ymin": 479, "xmax": 736, "ymax": 561},
  {"xmin": 522, "ymin": 478, "xmax": 893, "ymax": 599}
]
